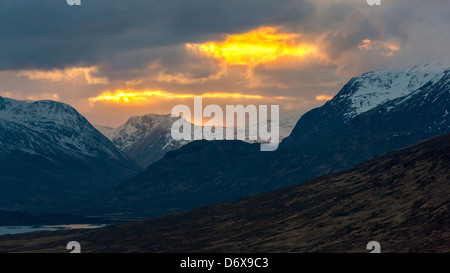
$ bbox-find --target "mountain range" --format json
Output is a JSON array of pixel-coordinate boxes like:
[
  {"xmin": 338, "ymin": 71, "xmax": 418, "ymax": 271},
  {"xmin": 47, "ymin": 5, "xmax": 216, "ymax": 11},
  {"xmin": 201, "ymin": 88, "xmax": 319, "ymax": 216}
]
[
  {"xmin": 75, "ymin": 62, "xmax": 450, "ymax": 218},
  {"xmin": 95, "ymin": 114, "xmax": 300, "ymax": 168},
  {"xmin": 0, "ymin": 61, "xmax": 448, "ymax": 220},
  {"xmin": 0, "ymin": 61, "xmax": 449, "ymax": 252},
  {"xmin": 1, "ymin": 131, "xmax": 448, "ymax": 252}
]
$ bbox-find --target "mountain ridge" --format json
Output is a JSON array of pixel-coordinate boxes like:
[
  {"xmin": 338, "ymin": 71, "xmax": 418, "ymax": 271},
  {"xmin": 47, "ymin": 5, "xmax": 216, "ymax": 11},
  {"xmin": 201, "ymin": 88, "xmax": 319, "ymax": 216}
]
[{"xmin": 95, "ymin": 113, "xmax": 300, "ymax": 167}]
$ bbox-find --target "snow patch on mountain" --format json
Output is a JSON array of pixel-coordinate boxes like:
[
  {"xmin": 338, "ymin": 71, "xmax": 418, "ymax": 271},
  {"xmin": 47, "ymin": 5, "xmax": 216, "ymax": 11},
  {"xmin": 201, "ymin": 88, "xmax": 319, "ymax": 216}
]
[
  {"xmin": 335, "ymin": 61, "xmax": 450, "ymax": 119},
  {"xmin": 95, "ymin": 114, "xmax": 190, "ymax": 151}
]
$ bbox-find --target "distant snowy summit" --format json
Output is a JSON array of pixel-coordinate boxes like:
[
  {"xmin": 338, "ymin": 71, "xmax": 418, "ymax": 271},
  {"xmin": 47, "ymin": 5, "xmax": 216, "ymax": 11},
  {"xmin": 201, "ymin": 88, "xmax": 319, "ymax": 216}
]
[
  {"xmin": 95, "ymin": 114, "xmax": 191, "ymax": 167},
  {"xmin": 95, "ymin": 113, "xmax": 300, "ymax": 167}
]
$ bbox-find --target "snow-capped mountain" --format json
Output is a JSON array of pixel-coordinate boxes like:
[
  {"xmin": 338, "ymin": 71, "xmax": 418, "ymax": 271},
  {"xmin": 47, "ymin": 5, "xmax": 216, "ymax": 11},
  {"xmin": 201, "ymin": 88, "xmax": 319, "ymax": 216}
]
[
  {"xmin": 284, "ymin": 61, "xmax": 450, "ymax": 151},
  {"xmin": 328, "ymin": 61, "xmax": 449, "ymax": 120},
  {"xmin": 95, "ymin": 114, "xmax": 300, "ymax": 167},
  {"xmin": 0, "ymin": 97, "xmax": 141, "ymax": 211},
  {"xmin": 0, "ymin": 97, "xmax": 126, "ymax": 160}
]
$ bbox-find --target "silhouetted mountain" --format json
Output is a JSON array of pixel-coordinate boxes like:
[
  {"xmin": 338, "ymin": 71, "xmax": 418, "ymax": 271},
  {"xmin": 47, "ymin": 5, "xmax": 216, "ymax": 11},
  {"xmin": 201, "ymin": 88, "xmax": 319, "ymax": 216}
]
[
  {"xmin": 0, "ymin": 97, "xmax": 142, "ymax": 212},
  {"xmin": 76, "ymin": 63, "xmax": 450, "ymax": 218},
  {"xmin": 2, "ymin": 133, "xmax": 448, "ymax": 253}
]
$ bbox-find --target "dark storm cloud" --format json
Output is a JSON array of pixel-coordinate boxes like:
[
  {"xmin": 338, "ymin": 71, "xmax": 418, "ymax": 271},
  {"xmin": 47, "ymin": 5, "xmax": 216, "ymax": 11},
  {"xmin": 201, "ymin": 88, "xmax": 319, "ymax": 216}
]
[
  {"xmin": 3, "ymin": 0, "xmax": 449, "ymax": 74},
  {"xmin": 0, "ymin": 0, "xmax": 314, "ymax": 70}
]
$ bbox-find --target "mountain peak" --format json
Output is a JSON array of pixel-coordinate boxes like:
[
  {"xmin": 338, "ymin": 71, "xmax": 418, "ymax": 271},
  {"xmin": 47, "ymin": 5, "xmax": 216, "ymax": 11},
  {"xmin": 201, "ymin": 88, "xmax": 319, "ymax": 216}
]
[
  {"xmin": 94, "ymin": 113, "xmax": 184, "ymax": 167},
  {"xmin": 125, "ymin": 113, "xmax": 176, "ymax": 129},
  {"xmin": 0, "ymin": 97, "xmax": 78, "ymax": 119},
  {"xmin": 0, "ymin": 96, "xmax": 124, "ymax": 160},
  {"xmin": 406, "ymin": 60, "xmax": 450, "ymax": 74}
]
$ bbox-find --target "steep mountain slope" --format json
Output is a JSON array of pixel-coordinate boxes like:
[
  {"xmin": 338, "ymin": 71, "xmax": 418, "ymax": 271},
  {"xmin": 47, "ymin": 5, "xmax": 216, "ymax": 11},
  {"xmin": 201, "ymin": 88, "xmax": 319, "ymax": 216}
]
[
  {"xmin": 0, "ymin": 97, "xmax": 142, "ymax": 212},
  {"xmin": 2, "ymin": 133, "xmax": 449, "ymax": 253},
  {"xmin": 78, "ymin": 63, "xmax": 450, "ymax": 218},
  {"xmin": 95, "ymin": 114, "xmax": 300, "ymax": 168}
]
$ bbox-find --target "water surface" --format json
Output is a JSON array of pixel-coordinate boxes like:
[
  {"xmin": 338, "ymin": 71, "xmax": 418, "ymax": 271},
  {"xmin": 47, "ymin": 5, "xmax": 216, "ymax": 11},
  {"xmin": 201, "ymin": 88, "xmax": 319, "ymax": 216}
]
[{"xmin": 0, "ymin": 224, "xmax": 106, "ymax": 236}]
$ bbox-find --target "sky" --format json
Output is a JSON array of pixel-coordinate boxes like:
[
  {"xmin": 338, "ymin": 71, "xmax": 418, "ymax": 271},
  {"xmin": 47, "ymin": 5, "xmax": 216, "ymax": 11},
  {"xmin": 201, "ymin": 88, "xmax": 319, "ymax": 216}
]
[{"xmin": 1, "ymin": 0, "xmax": 449, "ymax": 127}]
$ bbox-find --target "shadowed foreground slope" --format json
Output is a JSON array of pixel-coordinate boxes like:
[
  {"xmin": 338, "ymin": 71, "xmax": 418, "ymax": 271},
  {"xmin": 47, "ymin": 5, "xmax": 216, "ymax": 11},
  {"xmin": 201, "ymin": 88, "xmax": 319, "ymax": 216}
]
[{"xmin": 1, "ymin": 133, "xmax": 449, "ymax": 253}]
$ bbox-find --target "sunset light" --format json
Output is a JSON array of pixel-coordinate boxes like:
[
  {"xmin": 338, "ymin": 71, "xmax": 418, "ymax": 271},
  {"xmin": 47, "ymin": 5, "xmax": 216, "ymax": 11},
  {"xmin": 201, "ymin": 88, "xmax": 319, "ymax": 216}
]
[
  {"xmin": 89, "ymin": 89, "xmax": 271, "ymax": 104},
  {"xmin": 14, "ymin": 66, "xmax": 109, "ymax": 85},
  {"xmin": 186, "ymin": 27, "xmax": 319, "ymax": 66},
  {"xmin": 358, "ymin": 39, "xmax": 401, "ymax": 57},
  {"xmin": 315, "ymin": 95, "xmax": 333, "ymax": 101}
]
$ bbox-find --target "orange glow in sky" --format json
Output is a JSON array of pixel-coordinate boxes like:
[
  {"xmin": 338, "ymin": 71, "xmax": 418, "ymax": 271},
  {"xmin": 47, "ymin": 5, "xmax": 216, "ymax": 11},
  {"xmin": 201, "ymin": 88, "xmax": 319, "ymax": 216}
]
[
  {"xmin": 186, "ymin": 27, "xmax": 319, "ymax": 66},
  {"xmin": 358, "ymin": 39, "xmax": 401, "ymax": 56},
  {"xmin": 89, "ymin": 89, "xmax": 273, "ymax": 104},
  {"xmin": 315, "ymin": 95, "xmax": 333, "ymax": 101},
  {"xmin": 15, "ymin": 66, "xmax": 109, "ymax": 85}
]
